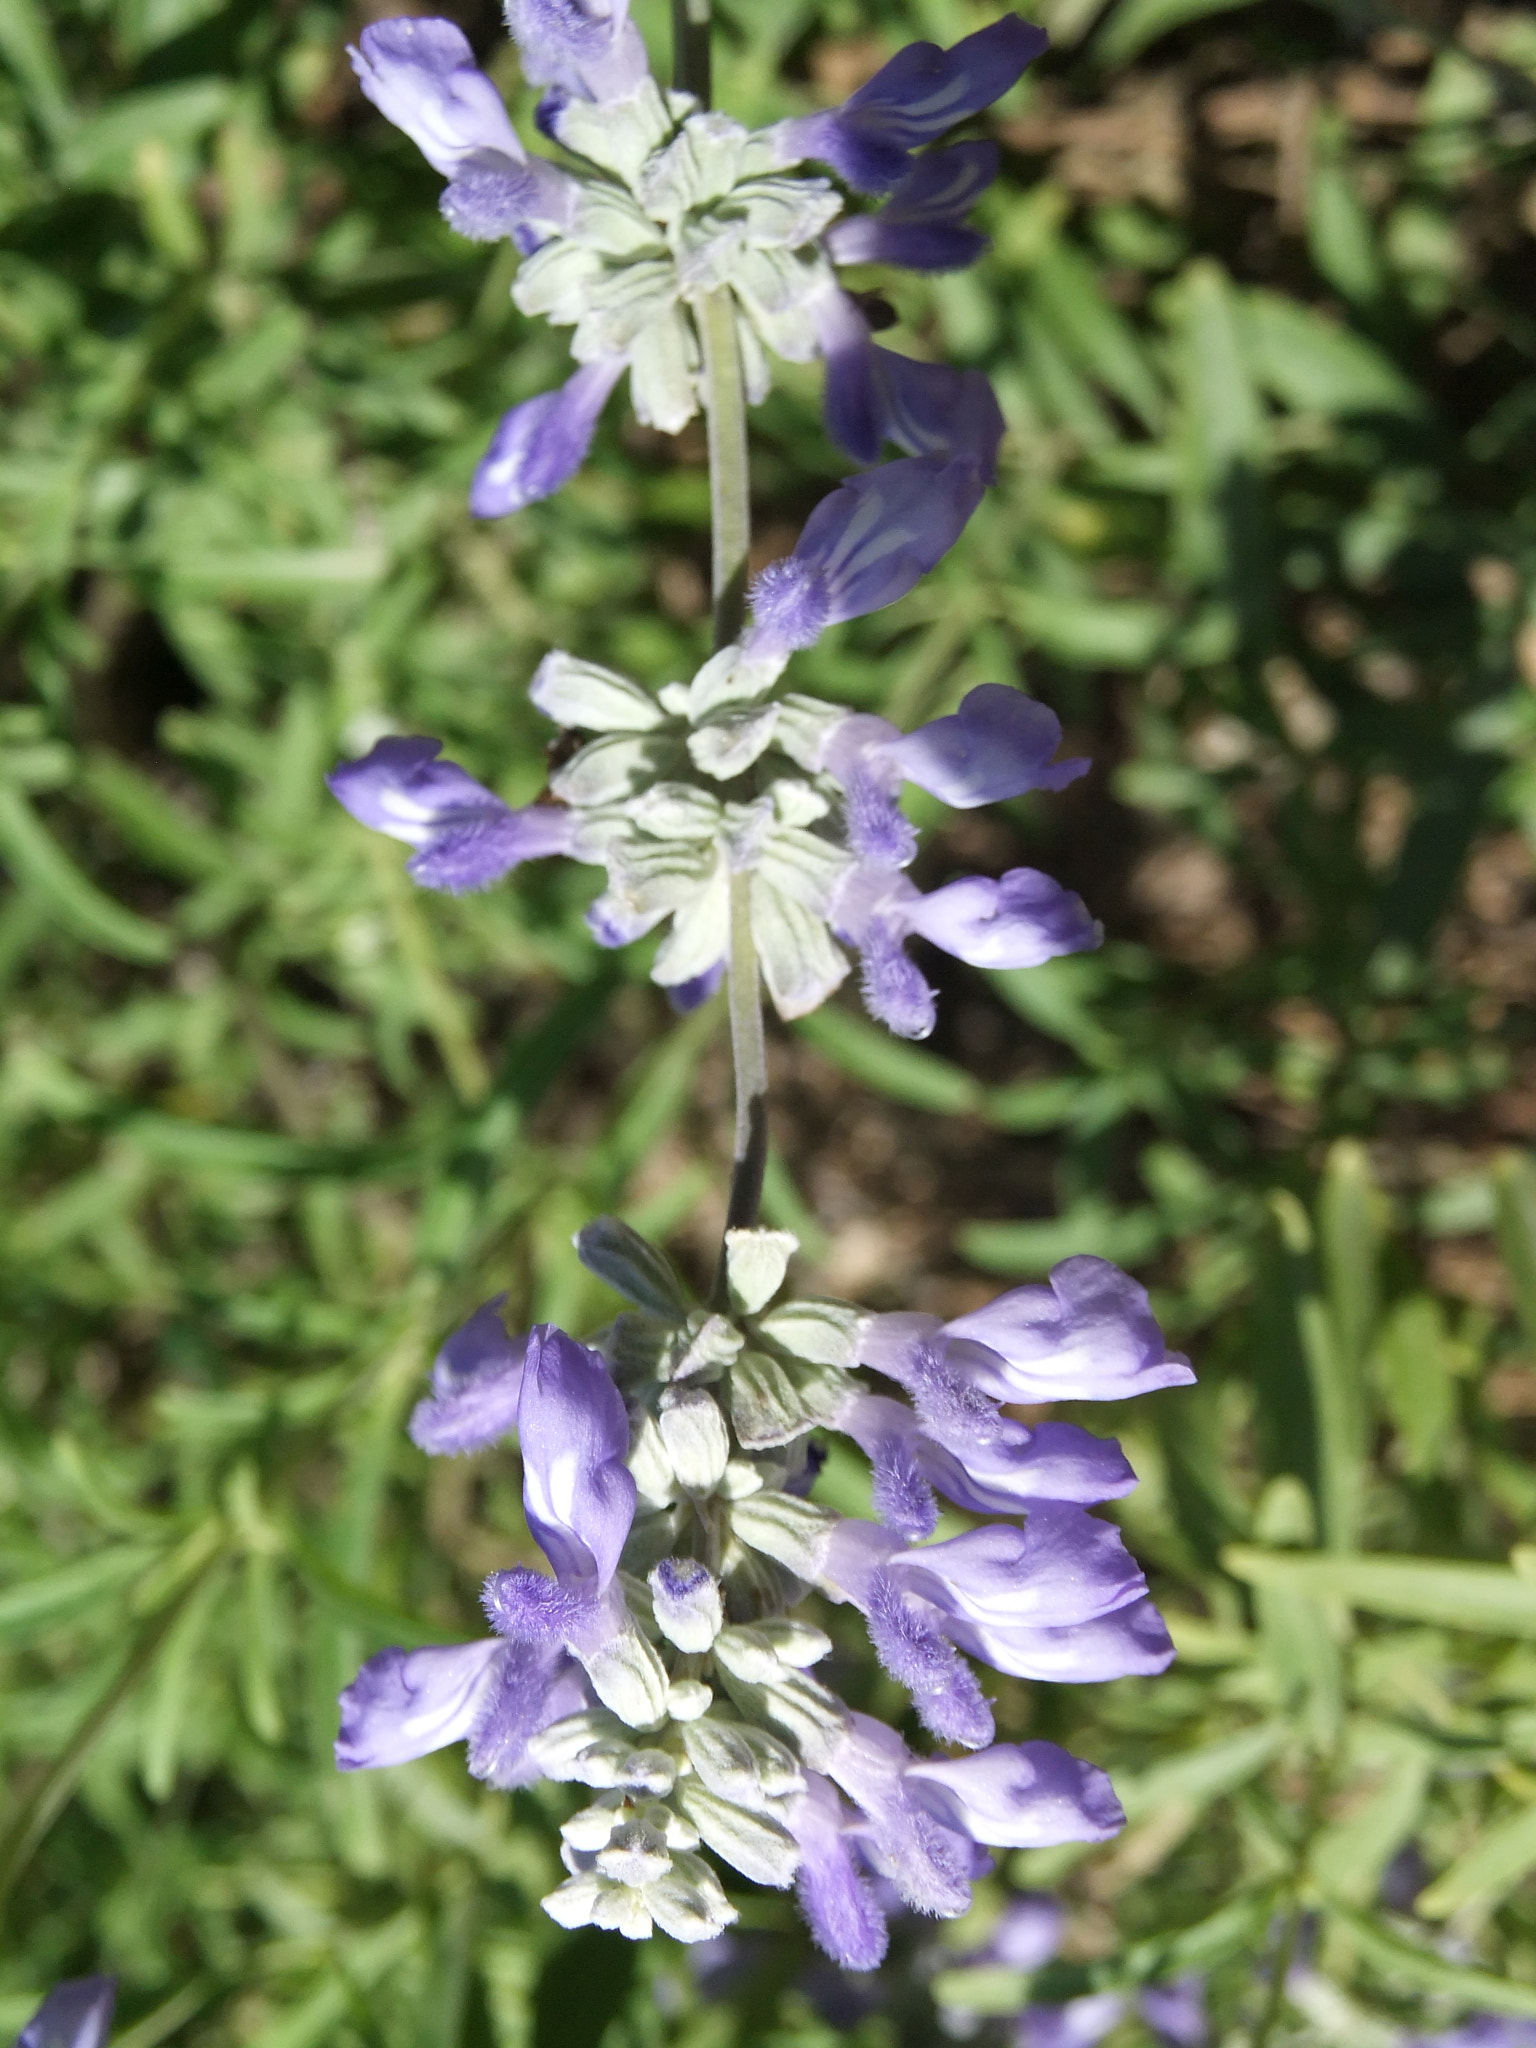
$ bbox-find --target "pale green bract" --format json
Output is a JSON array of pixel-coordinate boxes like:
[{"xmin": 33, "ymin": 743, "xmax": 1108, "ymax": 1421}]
[
  {"xmin": 518, "ymin": 82, "xmax": 843, "ymax": 432},
  {"xmin": 532, "ymin": 644, "xmax": 859, "ymax": 1017}
]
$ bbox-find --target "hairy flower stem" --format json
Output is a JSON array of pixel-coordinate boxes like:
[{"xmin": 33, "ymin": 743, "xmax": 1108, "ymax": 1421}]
[
  {"xmin": 699, "ymin": 287, "xmax": 750, "ymax": 650},
  {"xmin": 698, "ymin": 270, "xmax": 766, "ymax": 1259}
]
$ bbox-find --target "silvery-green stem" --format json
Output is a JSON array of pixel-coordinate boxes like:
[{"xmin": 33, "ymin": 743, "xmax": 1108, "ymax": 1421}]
[
  {"xmin": 696, "ymin": 285, "xmax": 766, "ymax": 1258},
  {"xmin": 698, "ymin": 286, "xmax": 750, "ymax": 648}
]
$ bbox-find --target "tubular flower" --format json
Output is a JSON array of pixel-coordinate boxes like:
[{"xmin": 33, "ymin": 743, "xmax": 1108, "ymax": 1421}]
[
  {"xmin": 349, "ymin": 14, "xmax": 1045, "ymax": 514},
  {"xmin": 336, "ymin": 1215, "xmax": 1191, "ymax": 1956}
]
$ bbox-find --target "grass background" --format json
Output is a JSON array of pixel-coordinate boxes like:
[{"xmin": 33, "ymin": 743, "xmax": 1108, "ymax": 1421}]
[{"xmin": 7, "ymin": 0, "xmax": 1536, "ymax": 2040}]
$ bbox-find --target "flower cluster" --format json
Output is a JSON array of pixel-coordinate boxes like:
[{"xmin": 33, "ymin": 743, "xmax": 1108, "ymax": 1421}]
[
  {"xmin": 349, "ymin": 11, "xmax": 1043, "ymax": 513},
  {"xmin": 337, "ymin": 1218, "xmax": 1192, "ymax": 1958},
  {"xmin": 330, "ymin": 493, "xmax": 1096, "ymax": 1039}
]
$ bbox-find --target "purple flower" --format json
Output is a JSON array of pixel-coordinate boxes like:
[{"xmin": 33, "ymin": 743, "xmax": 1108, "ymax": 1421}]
[
  {"xmin": 328, "ymin": 736, "xmax": 576, "ymax": 893},
  {"xmin": 745, "ymin": 457, "xmax": 985, "ymax": 658},
  {"xmin": 337, "ymin": 1638, "xmax": 501, "ymax": 1768},
  {"xmin": 885, "ymin": 1507, "xmax": 1149, "ymax": 1634},
  {"xmin": 1139, "ymin": 1978, "xmax": 1210, "ymax": 2047},
  {"xmin": 831, "ymin": 863, "xmax": 1099, "ymax": 1040},
  {"xmin": 771, "ymin": 16, "xmax": 1049, "ymax": 194},
  {"xmin": 940, "ymin": 1256, "xmax": 1197, "ymax": 1403},
  {"xmin": 1013, "ymin": 1972, "xmax": 1208, "ymax": 2048},
  {"xmin": 838, "ymin": 1391, "xmax": 1136, "ymax": 1530},
  {"xmin": 1017, "ymin": 1995, "xmax": 1127, "ymax": 2048},
  {"xmin": 476, "ymin": 1324, "xmax": 663, "ymax": 1726},
  {"xmin": 504, "ymin": 0, "xmax": 651, "ymax": 104},
  {"xmin": 822, "ymin": 1507, "xmax": 1171, "ymax": 1693},
  {"xmin": 816, "ymin": 292, "xmax": 1005, "ymax": 473},
  {"xmin": 349, "ymin": 20, "xmax": 576, "ymax": 245},
  {"xmin": 879, "ymin": 684, "xmax": 1089, "ymax": 807},
  {"xmin": 789, "ymin": 1771, "xmax": 890, "ymax": 1970},
  {"xmin": 826, "ymin": 1712, "xmax": 983, "ymax": 1917},
  {"xmin": 17, "ymin": 1982, "xmax": 117, "ymax": 2048},
  {"xmin": 409, "ymin": 1297, "xmax": 527, "ymax": 1455},
  {"xmin": 666, "ymin": 958, "xmax": 726, "ymax": 1013},
  {"xmin": 864, "ymin": 1563, "xmax": 996, "ymax": 1746},
  {"xmin": 336, "ymin": 1637, "xmax": 588, "ymax": 1786},
  {"xmin": 470, "ymin": 356, "xmax": 626, "ymax": 517},
  {"xmin": 826, "ymin": 142, "xmax": 998, "ymax": 271},
  {"xmin": 507, "ymin": 1324, "xmax": 635, "ymax": 1588},
  {"xmin": 350, "ymin": 20, "xmax": 524, "ymax": 176},
  {"xmin": 905, "ymin": 868, "xmax": 1099, "ymax": 968},
  {"xmin": 341, "ymin": 1323, "xmax": 638, "ymax": 1783},
  {"xmin": 972, "ymin": 1893, "xmax": 1065, "ymax": 1970},
  {"xmin": 906, "ymin": 1741, "xmax": 1124, "ymax": 1849}
]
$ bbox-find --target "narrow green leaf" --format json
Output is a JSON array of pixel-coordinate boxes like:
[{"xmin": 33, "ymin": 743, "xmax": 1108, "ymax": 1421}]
[
  {"xmin": 793, "ymin": 1007, "xmax": 984, "ymax": 1116},
  {"xmin": 141, "ymin": 1563, "xmax": 227, "ymax": 1801},
  {"xmin": 0, "ymin": 0, "xmax": 72, "ymax": 139},
  {"xmin": 1117, "ymin": 1720, "xmax": 1287, "ymax": 1823},
  {"xmin": 1224, "ymin": 1546, "xmax": 1536, "ymax": 1637},
  {"xmin": 0, "ymin": 786, "xmax": 173, "ymax": 964},
  {"xmin": 1373, "ymin": 1295, "xmax": 1458, "ymax": 1479},
  {"xmin": 1243, "ymin": 290, "xmax": 1421, "ymax": 417},
  {"xmin": 165, "ymin": 545, "xmax": 387, "ymax": 596},
  {"xmin": 1030, "ymin": 242, "xmax": 1167, "ymax": 430},
  {"xmin": 1318, "ymin": 1139, "xmax": 1382, "ymax": 1378},
  {"xmin": 0, "ymin": 1556, "xmax": 219, "ymax": 1912},
  {"xmin": 1005, "ymin": 586, "xmax": 1172, "ymax": 668},
  {"xmin": 57, "ymin": 79, "xmax": 230, "ymax": 186},
  {"xmin": 287, "ymin": 1538, "xmax": 450, "ymax": 1650},
  {"xmin": 1095, "ymin": 0, "xmax": 1260, "ymax": 63},
  {"xmin": 1269, "ymin": 1191, "xmax": 1363, "ymax": 1553},
  {"xmin": 959, "ymin": 1201, "xmax": 1163, "ymax": 1276},
  {"xmin": 80, "ymin": 752, "xmax": 227, "ymax": 880},
  {"xmin": 1326, "ymin": 1901, "xmax": 1536, "ymax": 2018},
  {"xmin": 118, "ymin": 1113, "xmax": 404, "ymax": 1177},
  {"xmin": 238, "ymin": 1551, "xmax": 287, "ymax": 1745},
  {"xmin": 1307, "ymin": 151, "xmax": 1386, "ymax": 308},
  {"xmin": 1417, "ymin": 1796, "xmax": 1536, "ymax": 1918},
  {"xmin": 0, "ymin": 1545, "xmax": 162, "ymax": 1643}
]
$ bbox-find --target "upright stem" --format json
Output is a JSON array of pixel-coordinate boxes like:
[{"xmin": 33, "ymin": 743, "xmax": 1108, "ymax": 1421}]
[
  {"xmin": 671, "ymin": 0, "xmax": 711, "ymax": 103},
  {"xmin": 698, "ymin": 286, "xmax": 750, "ymax": 648},
  {"xmin": 696, "ymin": 280, "xmax": 765, "ymax": 1258},
  {"xmin": 722, "ymin": 870, "xmax": 768, "ymax": 1237}
]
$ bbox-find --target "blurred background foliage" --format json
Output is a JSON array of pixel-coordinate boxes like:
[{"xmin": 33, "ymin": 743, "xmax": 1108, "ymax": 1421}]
[{"xmin": 8, "ymin": 0, "xmax": 1536, "ymax": 2040}]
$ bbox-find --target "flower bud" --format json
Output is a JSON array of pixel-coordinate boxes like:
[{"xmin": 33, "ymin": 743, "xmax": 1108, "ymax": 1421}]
[
  {"xmin": 527, "ymin": 1708, "xmax": 631, "ymax": 1781},
  {"xmin": 675, "ymin": 1780, "xmax": 801, "ymax": 1887},
  {"xmin": 657, "ymin": 1386, "xmax": 731, "ymax": 1494},
  {"xmin": 561, "ymin": 1794, "xmax": 626, "ymax": 1851},
  {"xmin": 667, "ymin": 1678, "xmax": 713, "ymax": 1720},
  {"xmin": 649, "ymin": 1557, "xmax": 724, "ymax": 1652},
  {"xmin": 596, "ymin": 1818, "xmax": 672, "ymax": 1887},
  {"xmin": 645, "ymin": 1851, "xmax": 739, "ymax": 1943},
  {"xmin": 724, "ymin": 1227, "xmax": 799, "ymax": 1314},
  {"xmin": 730, "ymin": 1492, "xmax": 835, "ymax": 1580},
  {"xmin": 618, "ymin": 1748, "xmax": 677, "ymax": 1796},
  {"xmin": 581, "ymin": 1626, "xmax": 672, "ymax": 1731}
]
